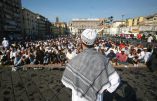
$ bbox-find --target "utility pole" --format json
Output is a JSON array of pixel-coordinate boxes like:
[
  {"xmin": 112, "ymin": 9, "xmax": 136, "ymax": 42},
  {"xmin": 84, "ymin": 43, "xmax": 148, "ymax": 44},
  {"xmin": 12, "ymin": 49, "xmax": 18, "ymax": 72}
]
[
  {"xmin": 122, "ymin": 14, "xmax": 125, "ymax": 26},
  {"xmin": 108, "ymin": 16, "xmax": 113, "ymax": 35},
  {"xmin": 122, "ymin": 15, "xmax": 124, "ymax": 21},
  {"xmin": 121, "ymin": 14, "xmax": 125, "ymax": 34}
]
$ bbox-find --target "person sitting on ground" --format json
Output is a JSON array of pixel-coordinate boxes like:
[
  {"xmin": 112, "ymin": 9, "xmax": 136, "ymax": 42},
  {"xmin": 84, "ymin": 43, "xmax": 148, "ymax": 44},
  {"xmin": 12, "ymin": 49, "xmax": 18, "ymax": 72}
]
[
  {"xmin": 105, "ymin": 45, "xmax": 117, "ymax": 56},
  {"xmin": 59, "ymin": 50, "xmax": 67, "ymax": 66},
  {"xmin": 124, "ymin": 46, "xmax": 130, "ymax": 55},
  {"xmin": 43, "ymin": 51, "xmax": 50, "ymax": 65},
  {"xmin": 14, "ymin": 51, "xmax": 22, "ymax": 67},
  {"xmin": 105, "ymin": 41, "xmax": 112, "ymax": 49},
  {"xmin": 133, "ymin": 54, "xmax": 139, "ymax": 67},
  {"xmin": 22, "ymin": 50, "xmax": 30, "ymax": 64},
  {"xmin": 28, "ymin": 50, "xmax": 35, "ymax": 64},
  {"xmin": 119, "ymin": 42, "xmax": 125, "ymax": 50},
  {"xmin": 1, "ymin": 51, "xmax": 7, "ymax": 65},
  {"xmin": 36, "ymin": 47, "xmax": 44, "ymax": 64},
  {"xmin": 144, "ymin": 48, "xmax": 152, "ymax": 64},
  {"xmin": 116, "ymin": 48, "xmax": 128, "ymax": 65},
  {"xmin": 107, "ymin": 50, "xmax": 116, "ymax": 62},
  {"xmin": 66, "ymin": 49, "xmax": 73, "ymax": 60},
  {"xmin": 127, "ymin": 49, "xmax": 136, "ymax": 65},
  {"xmin": 137, "ymin": 48, "xmax": 145, "ymax": 63},
  {"xmin": 50, "ymin": 50, "xmax": 57, "ymax": 64},
  {"xmin": 9, "ymin": 47, "xmax": 16, "ymax": 65},
  {"xmin": 147, "ymin": 34, "xmax": 153, "ymax": 43}
]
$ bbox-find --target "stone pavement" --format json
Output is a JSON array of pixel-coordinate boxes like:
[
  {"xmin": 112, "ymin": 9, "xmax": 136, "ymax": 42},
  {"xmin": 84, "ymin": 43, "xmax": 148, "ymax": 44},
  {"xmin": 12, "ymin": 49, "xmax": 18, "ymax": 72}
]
[
  {"xmin": 0, "ymin": 65, "xmax": 157, "ymax": 101},
  {"xmin": 0, "ymin": 66, "xmax": 71, "ymax": 101}
]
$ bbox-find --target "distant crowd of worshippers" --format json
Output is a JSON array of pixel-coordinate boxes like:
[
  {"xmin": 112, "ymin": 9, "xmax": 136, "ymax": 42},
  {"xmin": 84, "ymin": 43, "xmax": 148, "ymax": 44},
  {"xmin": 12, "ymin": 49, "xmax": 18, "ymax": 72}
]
[
  {"xmin": 0, "ymin": 36, "xmax": 77, "ymax": 66},
  {"xmin": 0, "ymin": 35, "xmax": 157, "ymax": 70}
]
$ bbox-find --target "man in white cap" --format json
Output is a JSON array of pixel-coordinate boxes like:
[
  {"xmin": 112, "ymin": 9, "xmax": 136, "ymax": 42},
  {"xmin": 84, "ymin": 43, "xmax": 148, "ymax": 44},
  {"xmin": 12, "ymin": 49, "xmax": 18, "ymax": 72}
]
[
  {"xmin": 2, "ymin": 37, "xmax": 9, "ymax": 48},
  {"xmin": 61, "ymin": 29, "xmax": 120, "ymax": 101}
]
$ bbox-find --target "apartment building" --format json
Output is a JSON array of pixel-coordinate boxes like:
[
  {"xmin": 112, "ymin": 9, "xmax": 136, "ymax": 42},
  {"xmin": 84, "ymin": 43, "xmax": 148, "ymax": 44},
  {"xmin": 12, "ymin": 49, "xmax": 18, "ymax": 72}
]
[
  {"xmin": 126, "ymin": 17, "xmax": 145, "ymax": 27},
  {"xmin": 22, "ymin": 8, "xmax": 38, "ymax": 37},
  {"xmin": 0, "ymin": 0, "xmax": 22, "ymax": 38},
  {"xmin": 36, "ymin": 14, "xmax": 47, "ymax": 38},
  {"xmin": 145, "ymin": 13, "xmax": 157, "ymax": 26}
]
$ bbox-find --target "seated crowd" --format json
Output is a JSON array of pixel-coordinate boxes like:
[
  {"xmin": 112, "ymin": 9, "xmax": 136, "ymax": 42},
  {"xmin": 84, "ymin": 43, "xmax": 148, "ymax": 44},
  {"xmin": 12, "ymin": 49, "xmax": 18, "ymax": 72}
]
[
  {"xmin": 98, "ymin": 40, "xmax": 153, "ymax": 67},
  {"xmin": 0, "ymin": 36, "xmax": 77, "ymax": 67},
  {"xmin": 0, "ymin": 36, "xmax": 156, "ymax": 69}
]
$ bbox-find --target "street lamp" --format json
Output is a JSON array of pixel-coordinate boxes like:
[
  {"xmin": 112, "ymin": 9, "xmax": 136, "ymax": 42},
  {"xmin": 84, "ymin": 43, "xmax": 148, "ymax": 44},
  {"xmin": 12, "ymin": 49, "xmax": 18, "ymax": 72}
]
[
  {"xmin": 121, "ymin": 15, "xmax": 125, "ymax": 34},
  {"xmin": 122, "ymin": 15, "xmax": 124, "ymax": 21},
  {"xmin": 108, "ymin": 16, "xmax": 113, "ymax": 35}
]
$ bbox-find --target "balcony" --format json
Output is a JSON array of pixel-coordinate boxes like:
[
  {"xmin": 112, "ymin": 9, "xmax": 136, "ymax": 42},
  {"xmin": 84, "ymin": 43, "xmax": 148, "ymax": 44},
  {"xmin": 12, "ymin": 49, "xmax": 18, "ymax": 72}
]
[
  {"xmin": 5, "ymin": 14, "xmax": 12, "ymax": 19},
  {"xmin": 14, "ymin": 13, "xmax": 20, "ymax": 17},
  {"xmin": 3, "ymin": 8, "xmax": 13, "ymax": 15},
  {"xmin": 5, "ymin": 20, "xmax": 17, "ymax": 26},
  {"xmin": 4, "ymin": 25, "xmax": 16, "ymax": 30}
]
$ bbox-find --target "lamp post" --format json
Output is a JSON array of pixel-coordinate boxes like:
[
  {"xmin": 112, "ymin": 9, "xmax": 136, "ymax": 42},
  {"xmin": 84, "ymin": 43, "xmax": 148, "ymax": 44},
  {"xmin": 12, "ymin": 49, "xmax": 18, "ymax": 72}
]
[
  {"xmin": 121, "ymin": 14, "xmax": 125, "ymax": 34},
  {"xmin": 122, "ymin": 15, "xmax": 124, "ymax": 21},
  {"xmin": 108, "ymin": 16, "xmax": 113, "ymax": 35}
]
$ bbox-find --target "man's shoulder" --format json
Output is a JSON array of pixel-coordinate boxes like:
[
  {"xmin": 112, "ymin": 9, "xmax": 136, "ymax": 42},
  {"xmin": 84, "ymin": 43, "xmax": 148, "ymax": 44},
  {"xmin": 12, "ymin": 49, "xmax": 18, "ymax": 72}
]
[{"xmin": 70, "ymin": 50, "xmax": 107, "ymax": 62}]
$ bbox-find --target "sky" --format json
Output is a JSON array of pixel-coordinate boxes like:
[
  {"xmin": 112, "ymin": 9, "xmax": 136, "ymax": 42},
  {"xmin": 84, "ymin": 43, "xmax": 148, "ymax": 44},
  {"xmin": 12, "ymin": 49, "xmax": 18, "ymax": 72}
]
[{"xmin": 22, "ymin": 0, "xmax": 157, "ymax": 22}]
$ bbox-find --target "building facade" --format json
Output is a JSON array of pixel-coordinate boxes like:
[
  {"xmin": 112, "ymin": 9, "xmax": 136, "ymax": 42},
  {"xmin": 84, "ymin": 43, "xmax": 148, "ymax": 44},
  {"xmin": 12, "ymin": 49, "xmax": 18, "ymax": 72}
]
[
  {"xmin": 105, "ymin": 21, "xmax": 126, "ymax": 35},
  {"xmin": 126, "ymin": 19, "xmax": 133, "ymax": 27},
  {"xmin": 126, "ymin": 17, "xmax": 145, "ymax": 27},
  {"xmin": 0, "ymin": 1, "xmax": 3, "ymax": 36},
  {"xmin": 112, "ymin": 20, "xmax": 126, "ymax": 28},
  {"xmin": 22, "ymin": 9, "xmax": 52, "ymax": 39},
  {"xmin": 45, "ymin": 19, "xmax": 52, "ymax": 35},
  {"xmin": 55, "ymin": 22, "xmax": 67, "ymax": 28},
  {"xmin": 22, "ymin": 8, "xmax": 38, "ymax": 37},
  {"xmin": 70, "ymin": 18, "xmax": 105, "ymax": 35},
  {"xmin": 145, "ymin": 13, "xmax": 157, "ymax": 26},
  {"xmin": 0, "ymin": 0, "xmax": 22, "ymax": 39},
  {"xmin": 50, "ymin": 17, "xmax": 68, "ymax": 35},
  {"xmin": 36, "ymin": 14, "xmax": 47, "ymax": 38}
]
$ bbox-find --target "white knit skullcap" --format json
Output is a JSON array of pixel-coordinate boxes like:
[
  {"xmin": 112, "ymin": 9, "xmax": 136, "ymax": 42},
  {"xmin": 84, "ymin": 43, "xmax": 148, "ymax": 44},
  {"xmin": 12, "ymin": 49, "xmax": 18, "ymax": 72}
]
[{"xmin": 81, "ymin": 29, "xmax": 97, "ymax": 45}]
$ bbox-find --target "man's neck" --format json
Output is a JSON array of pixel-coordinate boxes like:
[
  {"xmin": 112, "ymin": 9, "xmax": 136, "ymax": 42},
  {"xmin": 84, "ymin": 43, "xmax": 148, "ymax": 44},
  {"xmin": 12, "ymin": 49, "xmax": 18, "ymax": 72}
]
[{"xmin": 82, "ymin": 44, "xmax": 88, "ymax": 50}]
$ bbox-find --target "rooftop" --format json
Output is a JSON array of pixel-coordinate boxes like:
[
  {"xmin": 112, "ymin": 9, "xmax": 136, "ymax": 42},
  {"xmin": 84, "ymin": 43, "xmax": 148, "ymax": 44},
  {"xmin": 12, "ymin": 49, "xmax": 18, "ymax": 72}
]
[{"xmin": 72, "ymin": 18, "xmax": 102, "ymax": 21}]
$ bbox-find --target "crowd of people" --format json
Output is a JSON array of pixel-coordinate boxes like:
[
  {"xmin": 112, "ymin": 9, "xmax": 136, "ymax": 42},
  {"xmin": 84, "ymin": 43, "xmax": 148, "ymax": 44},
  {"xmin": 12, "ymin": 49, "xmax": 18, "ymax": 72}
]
[
  {"xmin": 0, "ymin": 34, "xmax": 157, "ymax": 71},
  {"xmin": 0, "ymin": 36, "xmax": 77, "ymax": 66},
  {"xmin": 114, "ymin": 33, "xmax": 157, "ymax": 43}
]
